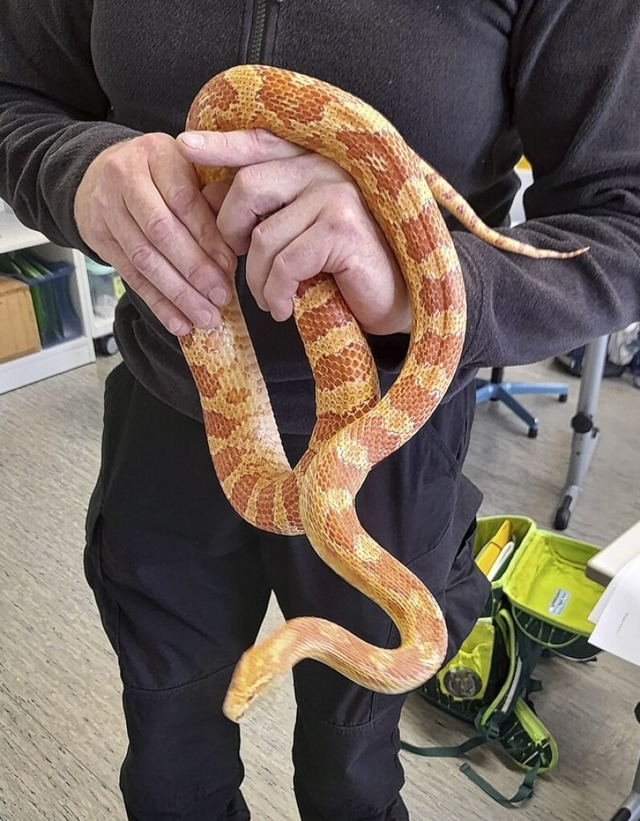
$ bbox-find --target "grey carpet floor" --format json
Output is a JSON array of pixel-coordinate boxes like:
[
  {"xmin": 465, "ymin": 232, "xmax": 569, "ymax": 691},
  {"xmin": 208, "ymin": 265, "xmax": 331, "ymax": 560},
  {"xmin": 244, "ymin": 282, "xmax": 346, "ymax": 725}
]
[{"xmin": 1, "ymin": 355, "xmax": 638, "ymax": 820}]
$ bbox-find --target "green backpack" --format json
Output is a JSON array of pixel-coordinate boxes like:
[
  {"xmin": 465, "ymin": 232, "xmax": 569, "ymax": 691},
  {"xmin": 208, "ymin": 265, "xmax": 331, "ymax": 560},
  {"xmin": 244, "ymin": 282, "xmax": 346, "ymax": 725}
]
[{"xmin": 402, "ymin": 515, "xmax": 605, "ymax": 806}]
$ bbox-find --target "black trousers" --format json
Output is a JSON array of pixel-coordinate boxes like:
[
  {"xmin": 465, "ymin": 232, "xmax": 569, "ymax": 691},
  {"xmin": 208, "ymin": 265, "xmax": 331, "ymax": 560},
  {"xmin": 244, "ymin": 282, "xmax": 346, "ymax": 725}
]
[{"xmin": 84, "ymin": 363, "xmax": 488, "ymax": 820}]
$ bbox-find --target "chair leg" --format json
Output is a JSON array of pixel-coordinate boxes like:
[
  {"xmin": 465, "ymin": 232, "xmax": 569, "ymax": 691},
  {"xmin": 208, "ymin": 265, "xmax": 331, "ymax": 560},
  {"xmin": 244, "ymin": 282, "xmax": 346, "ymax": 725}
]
[
  {"xmin": 498, "ymin": 380, "xmax": 568, "ymax": 401},
  {"xmin": 605, "ymin": 702, "xmax": 640, "ymax": 819},
  {"xmin": 475, "ymin": 371, "xmax": 568, "ymax": 438},
  {"xmin": 554, "ymin": 335, "xmax": 608, "ymax": 530},
  {"xmin": 607, "ymin": 750, "xmax": 640, "ymax": 820},
  {"xmin": 493, "ymin": 386, "xmax": 539, "ymax": 437}
]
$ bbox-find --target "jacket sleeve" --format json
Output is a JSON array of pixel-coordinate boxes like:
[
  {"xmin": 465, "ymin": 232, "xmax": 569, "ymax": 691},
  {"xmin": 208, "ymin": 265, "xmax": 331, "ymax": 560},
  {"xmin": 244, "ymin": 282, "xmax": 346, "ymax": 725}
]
[
  {"xmin": 455, "ymin": 0, "xmax": 640, "ymax": 377},
  {"xmin": 0, "ymin": 0, "xmax": 141, "ymax": 251}
]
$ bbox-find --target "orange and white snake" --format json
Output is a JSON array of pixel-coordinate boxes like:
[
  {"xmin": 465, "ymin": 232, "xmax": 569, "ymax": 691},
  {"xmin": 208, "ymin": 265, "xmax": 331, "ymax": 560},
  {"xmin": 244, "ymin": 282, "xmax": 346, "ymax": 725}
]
[{"xmin": 179, "ymin": 65, "xmax": 585, "ymax": 722}]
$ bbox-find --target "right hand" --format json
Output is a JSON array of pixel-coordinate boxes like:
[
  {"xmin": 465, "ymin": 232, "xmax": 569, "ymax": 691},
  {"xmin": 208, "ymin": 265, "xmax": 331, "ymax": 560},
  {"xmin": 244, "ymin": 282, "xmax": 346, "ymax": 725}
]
[{"xmin": 74, "ymin": 132, "xmax": 237, "ymax": 335}]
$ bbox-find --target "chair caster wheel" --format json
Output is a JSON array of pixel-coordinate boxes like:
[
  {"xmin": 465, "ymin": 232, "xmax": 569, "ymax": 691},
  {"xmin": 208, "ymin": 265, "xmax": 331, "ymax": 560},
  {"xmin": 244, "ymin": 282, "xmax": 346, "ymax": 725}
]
[
  {"xmin": 555, "ymin": 496, "xmax": 572, "ymax": 530},
  {"xmin": 527, "ymin": 427, "xmax": 538, "ymax": 439},
  {"xmin": 558, "ymin": 393, "xmax": 568, "ymax": 403},
  {"xmin": 96, "ymin": 335, "xmax": 118, "ymax": 356}
]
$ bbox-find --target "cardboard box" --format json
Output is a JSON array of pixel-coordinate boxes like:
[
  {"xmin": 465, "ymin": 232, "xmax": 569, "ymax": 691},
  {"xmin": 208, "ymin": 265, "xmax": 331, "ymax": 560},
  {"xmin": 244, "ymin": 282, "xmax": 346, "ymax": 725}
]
[{"xmin": 0, "ymin": 275, "xmax": 41, "ymax": 363}]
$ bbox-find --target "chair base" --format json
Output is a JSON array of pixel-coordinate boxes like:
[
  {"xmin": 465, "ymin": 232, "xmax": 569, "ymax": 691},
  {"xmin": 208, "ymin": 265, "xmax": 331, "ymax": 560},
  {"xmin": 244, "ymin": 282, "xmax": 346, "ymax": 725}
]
[{"xmin": 475, "ymin": 368, "xmax": 568, "ymax": 438}]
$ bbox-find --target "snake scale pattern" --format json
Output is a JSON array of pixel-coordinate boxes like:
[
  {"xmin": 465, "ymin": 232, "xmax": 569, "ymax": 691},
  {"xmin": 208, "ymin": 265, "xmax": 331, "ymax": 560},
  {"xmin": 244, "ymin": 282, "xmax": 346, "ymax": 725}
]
[{"xmin": 179, "ymin": 65, "xmax": 585, "ymax": 722}]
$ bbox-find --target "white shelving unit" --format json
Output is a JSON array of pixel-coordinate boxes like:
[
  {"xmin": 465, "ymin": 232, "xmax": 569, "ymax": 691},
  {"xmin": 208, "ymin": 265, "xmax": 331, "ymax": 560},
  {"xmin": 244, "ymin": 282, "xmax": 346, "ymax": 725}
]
[{"xmin": 0, "ymin": 210, "xmax": 112, "ymax": 394}]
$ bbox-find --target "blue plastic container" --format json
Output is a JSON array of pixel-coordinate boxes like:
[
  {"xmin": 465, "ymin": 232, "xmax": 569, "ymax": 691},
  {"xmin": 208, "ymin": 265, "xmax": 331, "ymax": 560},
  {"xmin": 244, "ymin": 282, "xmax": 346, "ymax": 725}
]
[{"xmin": 0, "ymin": 251, "xmax": 82, "ymax": 347}]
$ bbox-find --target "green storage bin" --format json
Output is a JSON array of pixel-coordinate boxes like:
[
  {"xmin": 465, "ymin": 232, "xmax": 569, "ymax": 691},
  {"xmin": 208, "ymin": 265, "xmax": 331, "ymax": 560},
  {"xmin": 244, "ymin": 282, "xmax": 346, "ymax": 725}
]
[
  {"xmin": 501, "ymin": 529, "xmax": 604, "ymax": 651},
  {"xmin": 473, "ymin": 516, "xmax": 604, "ymax": 658},
  {"xmin": 473, "ymin": 515, "xmax": 536, "ymax": 616}
]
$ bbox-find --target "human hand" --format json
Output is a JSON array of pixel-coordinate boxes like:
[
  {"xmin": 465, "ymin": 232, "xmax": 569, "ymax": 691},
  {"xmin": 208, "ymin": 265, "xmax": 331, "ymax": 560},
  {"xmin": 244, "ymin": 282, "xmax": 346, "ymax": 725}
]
[
  {"xmin": 74, "ymin": 133, "xmax": 237, "ymax": 335},
  {"xmin": 176, "ymin": 128, "xmax": 410, "ymax": 336}
]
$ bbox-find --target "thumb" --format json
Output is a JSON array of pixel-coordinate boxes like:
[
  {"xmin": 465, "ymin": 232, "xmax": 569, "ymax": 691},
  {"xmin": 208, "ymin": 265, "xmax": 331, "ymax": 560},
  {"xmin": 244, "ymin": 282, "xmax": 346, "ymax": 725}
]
[{"xmin": 176, "ymin": 128, "xmax": 307, "ymax": 167}]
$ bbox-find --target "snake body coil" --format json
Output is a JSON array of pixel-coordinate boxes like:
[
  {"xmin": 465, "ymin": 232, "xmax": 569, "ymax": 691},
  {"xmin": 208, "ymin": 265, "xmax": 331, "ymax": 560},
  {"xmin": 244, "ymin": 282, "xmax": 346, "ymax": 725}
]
[{"xmin": 179, "ymin": 65, "xmax": 586, "ymax": 722}]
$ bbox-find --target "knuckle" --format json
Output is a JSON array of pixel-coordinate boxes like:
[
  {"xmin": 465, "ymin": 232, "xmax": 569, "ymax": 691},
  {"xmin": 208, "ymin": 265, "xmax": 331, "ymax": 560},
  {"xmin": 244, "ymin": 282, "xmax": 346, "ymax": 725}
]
[
  {"xmin": 120, "ymin": 265, "xmax": 145, "ymax": 289},
  {"xmin": 165, "ymin": 183, "xmax": 199, "ymax": 216},
  {"xmin": 271, "ymin": 251, "xmax": 290, "ymax": 278},
  {"xmin": 251, "ymin": 220, "xmax": 273, "ymax": 249},
  {"xmin": 250, "ymin": 128, "xmax": 276, "ymax": 153},
  {"xmin": 145, "ymin": 292, "xmax": 165, "ymax": 315},
  {"xmin": 116, "ymin": 257, "xmax": 150, "ymax": 294},
  {"xmin": 100, "ymin": 134, "xmax": 171, "ymax": 182},
  {"xmin": 104, "ymin": 140, "xmax": 140, "ymax": 171},
  {"xmin": 194, "ymin": 219, "xmax": 223, "ymax": 253},
  {"xmin": 130, "ymin": 244, "xmax": 156, "ymax": 272},
  {"xmin": 182, "ymin": 260, "xmax": 212, "ymax": 285},
  {"xmin": 165, "ymin": 282, "xmax": 190, "ymax": 310},
  {"xmin": 143, "ymin": 212, "xmax": 173, "ymax": 245},
  {"xmin": 333, "ymin": 180, "xmax": 361, "ymax": 208},
  {"xmin": 328, "ymin": 191, "xmax": 363, "ymax": 233},
  {"xmin": 215, "ymin": 206, "xmax": 236, "ymax": 240},
  {"xmin": 137, "ymin": 131, "xmax": 172, "ymax": 155},
  {"xmin": 234, "ymin": 164, "xmax": 261, "ymax": 196},
  {"xmin": 218, "ymin": 130, "xmax": 235, "ymax": 156},
  {"xmin": 102, "ymin": 153, "xmax": 130, "ymax": 183}
]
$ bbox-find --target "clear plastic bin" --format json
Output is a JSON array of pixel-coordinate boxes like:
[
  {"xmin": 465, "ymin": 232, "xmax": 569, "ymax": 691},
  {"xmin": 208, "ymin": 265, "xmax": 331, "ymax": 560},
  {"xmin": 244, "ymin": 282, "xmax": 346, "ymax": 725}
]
[{"xmin": 85, "ymin": 258, "xmax": 123, "ymax": 319}]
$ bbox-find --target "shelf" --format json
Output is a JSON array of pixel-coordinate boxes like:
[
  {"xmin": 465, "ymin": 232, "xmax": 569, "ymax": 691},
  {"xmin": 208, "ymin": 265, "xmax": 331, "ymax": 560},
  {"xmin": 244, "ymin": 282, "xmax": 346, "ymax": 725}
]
[
  {"xmin": 0, "ymin": 211, "xmax": 48, "ymax": 255},
  {"xmin": 0, "ymin": 336, "xmax": 95, "ymax": 394},
  {"xmin": 0, "ymin": 211, "xmax": 117, "ymax": 392},
  {"xmin": 0, "ymin": 224, "xmax": 99, "ymax": 393}
]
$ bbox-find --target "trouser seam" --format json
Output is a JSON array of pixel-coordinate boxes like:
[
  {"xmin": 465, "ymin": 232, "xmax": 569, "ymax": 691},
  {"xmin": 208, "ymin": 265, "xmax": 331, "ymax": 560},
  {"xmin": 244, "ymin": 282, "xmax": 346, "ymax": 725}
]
[{"xmin": 123, "ymin": 661, "xmax": 238, "ymax": 695}]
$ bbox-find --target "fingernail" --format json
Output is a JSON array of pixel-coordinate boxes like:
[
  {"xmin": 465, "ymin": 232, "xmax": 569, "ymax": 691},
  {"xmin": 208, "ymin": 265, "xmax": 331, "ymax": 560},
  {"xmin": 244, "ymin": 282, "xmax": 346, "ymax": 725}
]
[
  {"xmin": 195, "ymin": 309, "xmax": 216, "ymax": 329},
  {"xmin": 209, "ymin": 286, "xmax": 229, "ymax": 307},
  {"xmin": 180, "ymin": 132, "xmax": 205, "ymax": 149},
  {"xmin": 168, "ymin": 318, "xmax": 191, "ymax": 335}
]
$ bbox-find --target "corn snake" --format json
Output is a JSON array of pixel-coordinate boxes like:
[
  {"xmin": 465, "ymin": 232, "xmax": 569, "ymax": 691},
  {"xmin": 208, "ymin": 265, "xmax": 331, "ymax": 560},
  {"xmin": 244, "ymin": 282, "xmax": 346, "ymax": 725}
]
[{"xmin": 179, "ymin": 65, "xmax": 585, "ymax": 721}]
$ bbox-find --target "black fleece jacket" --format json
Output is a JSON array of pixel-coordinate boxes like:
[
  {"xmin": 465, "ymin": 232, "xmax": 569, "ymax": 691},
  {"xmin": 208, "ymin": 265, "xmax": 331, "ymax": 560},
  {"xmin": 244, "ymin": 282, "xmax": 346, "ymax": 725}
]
[{"xmin": 1, "ymin": 0, "xmax": 639, "ymax": 431}]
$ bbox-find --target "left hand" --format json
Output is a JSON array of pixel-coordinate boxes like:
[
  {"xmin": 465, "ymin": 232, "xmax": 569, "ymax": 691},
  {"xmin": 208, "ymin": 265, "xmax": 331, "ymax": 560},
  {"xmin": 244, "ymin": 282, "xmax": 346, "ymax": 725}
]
[{"xmin": 176, "ymin": 128, "xmax": 410, "ymax": 336}]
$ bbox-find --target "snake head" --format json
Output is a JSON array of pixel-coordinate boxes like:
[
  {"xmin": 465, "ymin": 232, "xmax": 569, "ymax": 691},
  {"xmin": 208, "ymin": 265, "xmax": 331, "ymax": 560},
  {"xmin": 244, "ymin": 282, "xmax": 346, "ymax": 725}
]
[
  {"xmin": 222, "ymin": 650, "xmax": 278, "ymax": 723},
  {"xmin": 222, "ymin": 619, "xmax": 314, "ymax": 721}
]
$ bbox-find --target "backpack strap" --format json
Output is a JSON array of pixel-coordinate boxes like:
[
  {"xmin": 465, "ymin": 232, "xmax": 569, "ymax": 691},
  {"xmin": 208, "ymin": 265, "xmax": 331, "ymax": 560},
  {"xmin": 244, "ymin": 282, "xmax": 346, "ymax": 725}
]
[
  {"xmin": 460, "ymin": 757, "xmax": 540, "ymax": 805},
  {"xmin": 459, "ymin": 694, "xmax": 558, "ymax": 805},
  {"xmin": 401, "ymin": 609, "xmax": 558, "ymax": 805},
  {"xmin": 401, "ymin": 734, "xmax": 489, "ymax": 760}
]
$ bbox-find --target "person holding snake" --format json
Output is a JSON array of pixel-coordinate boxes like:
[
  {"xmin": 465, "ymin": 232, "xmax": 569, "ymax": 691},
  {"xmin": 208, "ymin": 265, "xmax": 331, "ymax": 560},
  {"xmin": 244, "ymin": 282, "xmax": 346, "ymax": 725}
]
[{"xmin": 1, "ymin": 2, "xmax": 639, "ymax": 819}]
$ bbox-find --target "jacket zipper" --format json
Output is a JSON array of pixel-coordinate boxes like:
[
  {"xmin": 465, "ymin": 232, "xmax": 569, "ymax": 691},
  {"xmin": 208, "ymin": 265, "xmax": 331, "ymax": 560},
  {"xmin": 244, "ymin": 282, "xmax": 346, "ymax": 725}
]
[{"xmin": 247, "ymin": 0, "xmax": 282, "ymax": 64}]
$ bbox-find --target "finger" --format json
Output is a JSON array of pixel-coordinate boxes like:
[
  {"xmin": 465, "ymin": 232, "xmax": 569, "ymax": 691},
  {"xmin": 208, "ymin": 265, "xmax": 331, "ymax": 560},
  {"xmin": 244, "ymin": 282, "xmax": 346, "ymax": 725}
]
[
  {"xmin": 107, "ymin": 198, "xmax": 225, "ymax": 330},
  {"xmin": 148, "ymin": 152, "xmax": 237, "ymax": 277},
  {"xmin": 264, "ymin": 220, "xmax": 400, "ymax": 330},
  {"xmin": 121, "ymin": 170, "xmax": 233, "ymax": 311},
  {"xmin": 262, "ymin": 222, "xmax": 339, "ymax": 322},
  {"xmin": 176, "ymin": 128, "xmax": 306, "ymax": 167},
  {"xmin": 100, "ymin": 233, "xmax": 197, "ymax": 336},
  {"xmin": 218, "ymin": 153, "xmax": 346, "ymax": 255},
  {"xmin": 245, "ymin": 195, "xmax": 322, "ymax": 311},
  {"xmin": 202, "ymin": 181, "xmax": 232, "ymax": 215}
]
